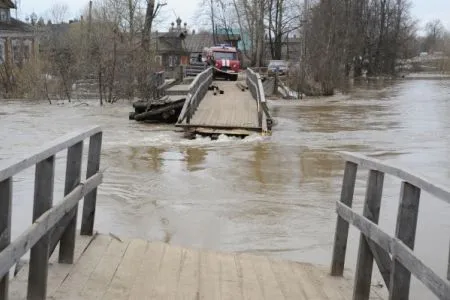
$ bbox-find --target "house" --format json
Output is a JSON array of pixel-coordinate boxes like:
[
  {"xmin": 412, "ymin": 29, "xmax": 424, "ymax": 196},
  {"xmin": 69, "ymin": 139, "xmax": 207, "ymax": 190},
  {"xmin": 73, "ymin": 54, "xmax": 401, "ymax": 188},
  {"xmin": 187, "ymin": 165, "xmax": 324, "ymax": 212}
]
[
  {"xmin": 154, "ymin": 18, "xmax": 190, "ymax": 69},
  {"xmin": 0, "ymin": 0, "xmax": 37, "ymax": 66}
]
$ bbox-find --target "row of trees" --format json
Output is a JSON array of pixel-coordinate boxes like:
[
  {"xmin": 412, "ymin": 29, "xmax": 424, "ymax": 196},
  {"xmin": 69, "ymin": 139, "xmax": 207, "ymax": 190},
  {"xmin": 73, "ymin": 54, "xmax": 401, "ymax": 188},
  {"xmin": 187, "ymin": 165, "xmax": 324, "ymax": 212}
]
[
  {"xmin": 201, "ymin": 0, "xmax": 450, "ymax": 95},
  {"xmin": 2, "ymin": 0, "xmax": 166, "ymax": 102}
]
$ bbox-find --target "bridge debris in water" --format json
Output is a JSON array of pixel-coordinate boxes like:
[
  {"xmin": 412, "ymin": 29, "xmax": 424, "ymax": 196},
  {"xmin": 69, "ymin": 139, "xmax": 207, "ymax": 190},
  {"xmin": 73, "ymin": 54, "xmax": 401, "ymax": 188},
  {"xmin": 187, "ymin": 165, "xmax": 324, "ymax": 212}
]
[{"xmin": 176, "ymin": 68, "xmax": 272, "ymax": 139}]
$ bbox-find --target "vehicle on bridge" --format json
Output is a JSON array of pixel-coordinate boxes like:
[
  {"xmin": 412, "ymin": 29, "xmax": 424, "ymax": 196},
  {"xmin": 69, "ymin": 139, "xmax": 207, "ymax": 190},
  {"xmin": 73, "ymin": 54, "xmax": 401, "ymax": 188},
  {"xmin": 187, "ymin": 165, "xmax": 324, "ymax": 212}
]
[{"xmin": 203, "ymin": 44, "xmax": 240, "ymax": 81}]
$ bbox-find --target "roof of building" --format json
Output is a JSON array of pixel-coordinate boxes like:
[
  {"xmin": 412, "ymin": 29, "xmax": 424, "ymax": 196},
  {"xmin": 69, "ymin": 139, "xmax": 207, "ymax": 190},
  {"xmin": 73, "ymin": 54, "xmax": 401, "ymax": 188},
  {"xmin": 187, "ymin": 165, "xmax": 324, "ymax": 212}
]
[
  {"xmin": 0, "ymin": 0, "xmax": 16, "ymax": 9},
  {"xmin": 184, "ymin": 32, "xmax": 214, "ymax": 53},
  {"xmin": 0, "ymin": 18, "xmax": 34, "ymax": 33}
]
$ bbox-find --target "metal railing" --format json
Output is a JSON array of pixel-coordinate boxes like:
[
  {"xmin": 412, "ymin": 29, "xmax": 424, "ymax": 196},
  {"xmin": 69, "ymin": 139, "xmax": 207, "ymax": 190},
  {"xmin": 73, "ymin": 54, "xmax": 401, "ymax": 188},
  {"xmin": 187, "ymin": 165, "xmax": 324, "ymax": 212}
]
[{"xmin": 0, "ymin": 127, "xmax": 103, "ymax": 300}]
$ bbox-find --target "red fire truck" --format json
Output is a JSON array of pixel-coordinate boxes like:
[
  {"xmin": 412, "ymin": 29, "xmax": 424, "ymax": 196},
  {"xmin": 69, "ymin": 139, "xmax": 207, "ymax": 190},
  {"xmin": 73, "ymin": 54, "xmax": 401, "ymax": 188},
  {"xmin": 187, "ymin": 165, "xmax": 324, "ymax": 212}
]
[{"xmin": 203, "ymin": 44, "xmax": 240, "ymax": 81}]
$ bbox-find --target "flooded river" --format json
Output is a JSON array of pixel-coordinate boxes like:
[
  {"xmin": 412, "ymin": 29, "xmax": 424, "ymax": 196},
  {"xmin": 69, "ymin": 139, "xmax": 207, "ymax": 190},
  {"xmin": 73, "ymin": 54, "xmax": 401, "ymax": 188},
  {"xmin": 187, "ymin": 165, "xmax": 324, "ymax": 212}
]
[{"xmin": 1, "ymin": 78, "xmax": 450, "ymax": 299}]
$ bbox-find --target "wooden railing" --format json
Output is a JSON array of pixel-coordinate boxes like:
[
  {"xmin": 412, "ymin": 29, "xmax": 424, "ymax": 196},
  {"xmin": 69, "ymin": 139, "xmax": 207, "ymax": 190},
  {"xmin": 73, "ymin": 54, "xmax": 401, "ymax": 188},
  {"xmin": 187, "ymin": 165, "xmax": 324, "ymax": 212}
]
[
  {"xmin": 0, "ymin": 126, "xmax": 103, "ymax": 300},
  {"xmin": 246, "ymin": 68, "xmax": 272, "ymax": 134},
  {"xmin": 331, "ymin": 151, "xmax": 450, "ymax": 300},
  {"xmin": 177, "ymin": 67, "xmax": 213, "ymax": 124}
]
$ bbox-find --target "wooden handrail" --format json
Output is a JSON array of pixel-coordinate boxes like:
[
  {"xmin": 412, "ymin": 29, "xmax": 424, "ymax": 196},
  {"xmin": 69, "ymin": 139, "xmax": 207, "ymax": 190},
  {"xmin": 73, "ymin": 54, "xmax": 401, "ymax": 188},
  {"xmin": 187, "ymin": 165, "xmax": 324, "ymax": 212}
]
[
  {"xmin": 331, "ymin": 151, "xmax": 450, "ymax": 300},
  {"xmin": 246, "ymin": 68, "xmax": 272, "ymax": 134},
  {"xmin": 0, "ymin": 127, "xmax": 103, "ymax": 300},
  {"xmin": 177, "ymin": 67, "xmax": 213, "ymax": 124}
]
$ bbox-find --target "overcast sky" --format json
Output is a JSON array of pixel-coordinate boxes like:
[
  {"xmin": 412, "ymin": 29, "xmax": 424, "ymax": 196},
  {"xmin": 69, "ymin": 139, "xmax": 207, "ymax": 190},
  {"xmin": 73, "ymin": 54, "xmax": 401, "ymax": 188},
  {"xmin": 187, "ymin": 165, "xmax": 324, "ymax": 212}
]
[{"xmin": 15, "ymin": 0, "xmax": 450, "ymax": 32}]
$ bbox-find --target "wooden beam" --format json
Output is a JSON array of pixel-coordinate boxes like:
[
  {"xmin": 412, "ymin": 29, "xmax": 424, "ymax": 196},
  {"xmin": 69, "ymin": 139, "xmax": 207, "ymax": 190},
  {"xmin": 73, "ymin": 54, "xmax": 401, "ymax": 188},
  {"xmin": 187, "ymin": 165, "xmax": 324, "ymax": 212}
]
[
  {"xmin": 0, "ymin": 178, "xmax": 12, "ymax": 300},
  {"xmin": 389, "ymin": 182, "xmax": 421, "ymax": 300},
  {"xmin": 27, "ymin": 155, "xmax": 55, "ymax": 300},
  {"xmin": 49, "ymin": 209, "xmax": 76, "ymax": 258},
  {"xmin": 336, "ymin": 202, "xmax": 450, "ymax": 300},
  {"xmin": 331, "ymin": 161, "xmax": 357, "ymax": 276},
  {"xmin": 353, "ymin": 170, "xmax": 384, "ymax": 300},
  {"xmin": 0, "ymin": 172, "xmax": 102, "ymax": 279},
  {"xmin": 448, "ymin": 241, "xmax": 450, "ymax": 281},
  {"xmin": 59, "ymin": 142, "xmax": 83, "ymax": 264},
  {"xmin": 392, "ymin": 240, "xmax": 450, "ymax": 300},
  {"xmin": 81, "ymin": 132, "xmax": 103, "ymax": 236},
  {"xmin": 0, "ymin": 126, "xmax": 101, "ymax": 183},
  {"xmin": 339, "ymin": 151, "xmax": 450, "ymax": 205},
  {"xmin": 366, "ymin": 238, "xmax": 391, "ymax": 288}
]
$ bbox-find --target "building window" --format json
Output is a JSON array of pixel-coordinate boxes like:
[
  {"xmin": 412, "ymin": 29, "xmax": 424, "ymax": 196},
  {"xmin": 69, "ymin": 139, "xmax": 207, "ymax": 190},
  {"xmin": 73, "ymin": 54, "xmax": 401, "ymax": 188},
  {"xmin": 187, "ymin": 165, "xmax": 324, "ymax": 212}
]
[
  {"xmin": 0, "ymin": 9, "xmax": 10, "ymax": 22},
  {"xmin": 12, "ymin": 40, "xmax": 21, "ymax": 64},
  {"xmin": 23, "ymin": 40, "xmax": 32, "ymax": 63}
]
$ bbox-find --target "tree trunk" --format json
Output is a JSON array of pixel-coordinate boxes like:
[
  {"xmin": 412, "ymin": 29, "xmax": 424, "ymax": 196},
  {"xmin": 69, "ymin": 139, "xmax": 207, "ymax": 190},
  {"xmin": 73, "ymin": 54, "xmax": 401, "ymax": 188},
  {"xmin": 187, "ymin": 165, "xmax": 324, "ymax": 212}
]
[{"xmin": 142, "ymin": 0, "xmax": 155, "ymax": 51}]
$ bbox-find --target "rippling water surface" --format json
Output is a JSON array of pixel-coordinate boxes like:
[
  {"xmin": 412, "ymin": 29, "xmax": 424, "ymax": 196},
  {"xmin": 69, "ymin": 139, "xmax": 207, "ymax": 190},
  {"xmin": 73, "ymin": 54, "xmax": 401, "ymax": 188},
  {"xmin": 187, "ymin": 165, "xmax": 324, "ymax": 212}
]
[{"xmin": 1, "ymin": 79, "xmax": 450, "ymax": 299}]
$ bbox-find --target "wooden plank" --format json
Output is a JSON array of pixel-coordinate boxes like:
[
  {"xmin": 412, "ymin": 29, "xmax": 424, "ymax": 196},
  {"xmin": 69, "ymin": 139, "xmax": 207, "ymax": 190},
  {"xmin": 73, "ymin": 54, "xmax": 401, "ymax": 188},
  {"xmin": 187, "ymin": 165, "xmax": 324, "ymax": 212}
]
[
  {"xmin": 389, "ymin": 182, "xmax": 421, "ymax": 300},
  {"xmin": 339, "ymin": 151, "xmax": 450, "ymax": 205},
  {"xmin": 290, "ymin": 261, "xmax": 329, "ymax": 299},
  {"xmin": 9, "ymin": 234, "xmax": 94, "ymax": 300},
  {"xmin": 176, "ymin": 248, "xmax": 200, "ymax": 300},
  {"xmin": 217, "ymin": 253, "xmax": 243, "ymax": 300},
  {"xmin": 237, "ymin": 253, "xmax": 265, "ymax": 300},
  {"xmin": 0, "ymin": 126, "xmax": 101, "ymax": 182},
  {"xmin": 0, "ymin": 172, "xmax": 102, "ymax": 279},
  {"xmin": 336, "ymin": 202, "xmax": 450, "ymax": 300},
  {"xmin": 77, "ymin": 238, "xmax": 129, "ymax": 299},
  {"xmin": 50, "ymin": 235, "xmax": 112, "ymax": 299},
  {"xmin": 59, "ymin": 141, "xmax": 83, "ymax": 264},
  {"xmin": 336, "ymin": 202, "xmax": 392, "ymax": 253},
  {"xmin": 149, "ymin": 243, "xmax": 183, "ymax": 298},
  {"xmin": 102, "ymin": 239, "xmax": 148, "ymax": 299},
  {"xmin": 27, "ymin": 155, "xmax": 55, "ymax": 300},
  {"xmin": 249, "ymin": 253, "xmax": 285, "ymax": 299},
  {"xmin": 198, "ymin": 250, "xmax": 221, "ymax": 299},
  {"xmin": 353, "ymin": 170, "xmax": 384, "ymax": 300},
  {"xmin": 268, "ymin": 260, "xmax": 307, "ymax": 299},
  {"xmin": 366, "ymin": 238, "xmax": 391, "ymax": 289},
  {"xmin": 49, "ymin": 209, "xmax": 76, "ymax": 257},
  {"xmin": 392, "ymin": 240, "xmax": 450, "ymax": 300},
  {"xmin": 0, "ymin": 178, "xmax": 12, "ymax": 300},
  {"xmin": 128, "ymin": 242, "xmax": 166, "ymax": 300},
  {"xmin": 81, "ymin": 132, "xmax": 103, "ymax": 236},
  {"xmin": 331, "ymin": 161, "xmax": 358, "ymax": 276}
]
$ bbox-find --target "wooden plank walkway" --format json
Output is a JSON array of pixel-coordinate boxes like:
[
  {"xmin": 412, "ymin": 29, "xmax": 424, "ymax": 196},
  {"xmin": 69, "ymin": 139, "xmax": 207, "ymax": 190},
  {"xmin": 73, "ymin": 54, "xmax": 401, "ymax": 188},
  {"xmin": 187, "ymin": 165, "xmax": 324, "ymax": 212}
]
[
  {"xmin": 9, "ymin": 234, "xmax": 385, "ymax": 300},
  {"xmin": 182, "ymin": 81, "xmax": 260, "ymax": 130}
]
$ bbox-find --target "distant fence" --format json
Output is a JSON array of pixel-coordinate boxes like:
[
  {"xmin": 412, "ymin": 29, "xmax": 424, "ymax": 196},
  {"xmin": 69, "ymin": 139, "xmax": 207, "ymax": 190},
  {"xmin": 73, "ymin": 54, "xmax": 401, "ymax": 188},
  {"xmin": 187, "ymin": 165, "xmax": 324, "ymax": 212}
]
[
  {"xmin": 0, "ymin": 127, "xmax": 103, "ymax": 300},
  {"xmin": 331, "ymin": 151, "xmax": 450, "ymax": 300}
]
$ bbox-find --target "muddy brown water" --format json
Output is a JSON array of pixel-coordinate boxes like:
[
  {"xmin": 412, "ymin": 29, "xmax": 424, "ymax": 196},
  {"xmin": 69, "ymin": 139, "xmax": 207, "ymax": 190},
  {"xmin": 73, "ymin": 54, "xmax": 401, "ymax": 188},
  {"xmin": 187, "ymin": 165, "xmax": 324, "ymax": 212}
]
[{"xmin": 1, "ymin": 78, "xmax": 450, "ymax": 299}]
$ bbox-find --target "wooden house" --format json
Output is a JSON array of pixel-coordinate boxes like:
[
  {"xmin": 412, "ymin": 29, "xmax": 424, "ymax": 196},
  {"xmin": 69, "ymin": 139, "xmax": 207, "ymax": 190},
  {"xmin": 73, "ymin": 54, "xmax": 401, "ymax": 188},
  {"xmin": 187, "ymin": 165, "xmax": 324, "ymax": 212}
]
[{"xmin": 0, "ymin": 0, "xmax": 37, "ymax": 66}]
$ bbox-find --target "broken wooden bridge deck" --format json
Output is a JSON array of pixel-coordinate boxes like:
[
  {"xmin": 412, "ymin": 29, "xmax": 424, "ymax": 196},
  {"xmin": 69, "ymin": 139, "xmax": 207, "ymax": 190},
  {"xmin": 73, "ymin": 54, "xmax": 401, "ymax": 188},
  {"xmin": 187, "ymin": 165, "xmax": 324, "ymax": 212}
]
[
  {"xmin": 9, "ymin": 233, "xmax": 385, "ymax": 300},
  {"xmin": 177, "ymin": 81, "xmax": 260, "ymax": 136}
]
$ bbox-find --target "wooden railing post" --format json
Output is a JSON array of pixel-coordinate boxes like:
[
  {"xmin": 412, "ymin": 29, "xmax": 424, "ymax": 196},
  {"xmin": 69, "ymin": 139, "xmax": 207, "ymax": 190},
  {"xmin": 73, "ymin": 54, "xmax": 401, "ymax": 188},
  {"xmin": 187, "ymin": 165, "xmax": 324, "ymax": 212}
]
[
  {"xmin": 59, "ymin": 141, "xmax": 83, "ymax": 264},
  {"xmin": 331, "ymin": 161, "xmax": 358, "ymax": 276},
  {"xmin": 353, "ymin": 169, "xmax": 384, "ymax": 300},
  {"xmin": 389, "ymin": 182, "xmax": 421, "ymax": 299},
  {"xmin": 0, "ymin": 178, "xmax": 12, "ymax": 300},
  {"xmin": 27, "ymin": 156, "xmax": 55, "ymax": 300},
  {"xmin": 448, "ymin": 241, "xmax": 450, "ymax": 281},
  {"xmin": 81, "ymin": 133, "xmax": 103, "ymax": 236}
]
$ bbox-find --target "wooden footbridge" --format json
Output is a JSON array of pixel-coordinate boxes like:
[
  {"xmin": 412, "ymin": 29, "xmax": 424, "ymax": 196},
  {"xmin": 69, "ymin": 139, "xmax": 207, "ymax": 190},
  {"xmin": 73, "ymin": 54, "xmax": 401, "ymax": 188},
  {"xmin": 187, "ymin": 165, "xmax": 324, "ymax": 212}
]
[
  {"xmin": 0, "ymin": 127, "xmax": 450, "ymax": 299},
  {"xmin": 176, "ymin": 68, "xmax": 272, "ymax": 137}
]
